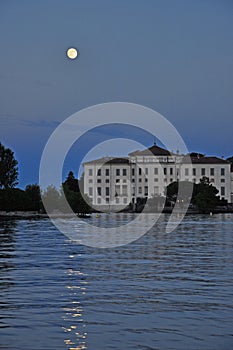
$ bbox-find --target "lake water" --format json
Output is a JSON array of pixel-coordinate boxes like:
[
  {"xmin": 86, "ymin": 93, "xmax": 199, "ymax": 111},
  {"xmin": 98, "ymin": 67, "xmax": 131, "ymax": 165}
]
[{"xmin": 1, "ymin": 214, "xmax": 233, "ymax": 350}]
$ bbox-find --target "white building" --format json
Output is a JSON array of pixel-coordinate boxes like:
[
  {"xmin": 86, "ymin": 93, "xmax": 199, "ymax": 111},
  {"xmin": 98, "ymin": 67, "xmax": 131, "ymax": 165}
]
[
  {"xmin": 230, "ymin": 164, "xmax": 233, "ymax": 204},
  {"xmin": 83, "ymin": 145, "xmax": 232, "ymax": 210}
]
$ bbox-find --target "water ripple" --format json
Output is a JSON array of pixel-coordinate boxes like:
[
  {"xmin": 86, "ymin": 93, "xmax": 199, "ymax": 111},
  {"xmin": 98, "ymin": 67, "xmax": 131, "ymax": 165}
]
[{"xmin": 0, "ymin": 214, "xmax": 233, "ymax": 349}]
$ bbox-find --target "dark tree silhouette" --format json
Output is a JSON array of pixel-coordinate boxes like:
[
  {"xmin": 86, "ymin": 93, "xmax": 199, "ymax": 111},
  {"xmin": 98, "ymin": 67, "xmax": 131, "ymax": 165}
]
[
  {"xmin": 62, "ymin": 182, "xmax": 91, "ymax": 215},
  {"xmin": 63, "ymin": 171, "xmax": 80, "ymax": 192},
  {"xmin": 193, "ymin": 177, "xmax": 219, "ymax": 213},
  {"xmin": 0, "ymin": 188, "xmax": 32, "ymax": 211},
  {"xmin": 166, "ymin": 177, "xmax": 222, "ymax": 213},
  {"xmin": 25, "ymin": 184, "xmax": 42, "ymax": 211},
  {"xmin": 226, "ymin": 156, "xmax": 233, "ymax": 164},
  {"xmin": 0, "ymin": 142, "xmax": 18, "ymax": 189}
]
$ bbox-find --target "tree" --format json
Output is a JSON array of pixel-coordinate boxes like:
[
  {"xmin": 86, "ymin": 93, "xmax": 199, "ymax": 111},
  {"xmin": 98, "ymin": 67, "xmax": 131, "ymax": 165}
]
[
  {"xmin": 166, "ymin": 181, "xmax": 195, "ymax": 204},
  {"xmin": 76, "ymin": 193, "xmax": 92, "ymax": 215},
  {"xmin": 193, "ymin": 177, "xmax": 219, "ymax": 213},
  {"xmin": 25, "ymin": 184, "xmax": 42, "ymax": 211},
  {"xmin": 0, "ymin": 188, "xmax": 32, "ymax": 211},
  {"xmin": 62, "ymin": 182, "xmax": 91, "ymax": 215},
  {"xmin": 0, "ymin": 142, "xmax": 18, "ymax": 189},
  {"xmin": 166, "ymin": 177, "xmax": 221, "ymax": 214},
  {"xmin": 226, "ymin": 156, "xmax": 233, "ymax": 164},
  {"xmin": 227, "ymin": 156, "xmax": 233, "ymax": 173},
  {"xmin": 63, "ymin": 171, "xmax": 79, "ymax": 192},
  {"xmin": 41, "ymin": 185, "xmax": 61, "ymax": 213}
]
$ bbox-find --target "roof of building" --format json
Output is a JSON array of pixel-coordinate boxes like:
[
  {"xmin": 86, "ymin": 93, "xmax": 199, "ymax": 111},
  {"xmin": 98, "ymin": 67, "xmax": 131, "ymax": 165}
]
[
  {"xmin": 129, "ymin": 144, "xmax": 171, "ymax": 156},
  {"xmin": 183, "ymin": 154, "xmax": 230, "ymax": 164},
  {"xmin": 83, "ymin": 157, "xmax": 130, "ymax": 165},
  {"xmin": 83, "ymin": 150, "xmax": 230, "ymax": 166}
]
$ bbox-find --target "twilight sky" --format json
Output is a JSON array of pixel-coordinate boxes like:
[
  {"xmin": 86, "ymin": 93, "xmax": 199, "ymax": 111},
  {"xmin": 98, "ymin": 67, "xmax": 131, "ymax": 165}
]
[{"xmin": 0, "ymin": 0, "xmax": 232, "ymax": 188}]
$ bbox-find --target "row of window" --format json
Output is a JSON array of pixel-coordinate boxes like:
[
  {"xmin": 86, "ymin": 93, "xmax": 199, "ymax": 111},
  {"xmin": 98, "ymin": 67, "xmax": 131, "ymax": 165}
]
[
  {"xmin": 89, "ymin": 178, "xmax": 128, "ymax": 183},
  {"xmin": 89, "ymin": 168, "xmax": 128, "ymax": 176},
  {"xmin": 89, "ymin": 167, "xmax": 226, "ymax": 177},
  {"xmin": 89, "ymin": 176, "xmax": 226, "ymax": 187},
  {"xmin": 96, "ymin": 197, "xmax": 129, "ymax": 204},
  {"xmin": 95, "ymin": 189, "xmax": 226, "ymax": 204},
  {"xmin": 89, "ymin": 186, "xmax": 154, "ymax": 197},
  {"xmin": 184, "ymin": 168, "xmax": 225, "ymax": 177},
  {"xmin": 90, "ymin": 185, "xmax": 226, "ymax": 198}
]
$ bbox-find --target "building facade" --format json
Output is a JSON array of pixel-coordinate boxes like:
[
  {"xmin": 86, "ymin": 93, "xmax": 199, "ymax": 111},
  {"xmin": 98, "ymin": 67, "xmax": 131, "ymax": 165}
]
[{"xmin": 83, "ymin": 145, "xmax": 232, "ymax": 209}]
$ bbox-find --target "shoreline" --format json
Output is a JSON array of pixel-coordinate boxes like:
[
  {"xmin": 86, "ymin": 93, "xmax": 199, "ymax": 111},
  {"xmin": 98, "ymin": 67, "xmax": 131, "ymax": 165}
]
[{"xmin": 0, "ymin": 208, "xmax": 233, "ymax": 220}]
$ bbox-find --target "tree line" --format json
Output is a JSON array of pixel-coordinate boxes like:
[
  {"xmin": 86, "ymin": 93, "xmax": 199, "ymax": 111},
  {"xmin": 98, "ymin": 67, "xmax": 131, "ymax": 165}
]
[
  {"xmin": 0, "ymin": 142, "xmax": 91, "ymax": 214},
  {"xmin": 165, "ymin": 177, "xmax": 228, "ymax": 213}
]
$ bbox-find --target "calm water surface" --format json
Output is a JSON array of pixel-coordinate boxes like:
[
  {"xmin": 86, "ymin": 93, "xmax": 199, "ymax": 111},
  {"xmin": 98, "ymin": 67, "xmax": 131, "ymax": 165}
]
[{"xmin": 1, "ymin": 214, "xmax": 233, "ymax": 350}]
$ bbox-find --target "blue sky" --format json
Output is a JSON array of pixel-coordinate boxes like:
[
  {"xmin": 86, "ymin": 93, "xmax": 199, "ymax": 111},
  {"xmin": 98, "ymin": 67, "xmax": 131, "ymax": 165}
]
[{"xmin": 0, "ymin": 0, "xmax": 232, "ymax": 188}]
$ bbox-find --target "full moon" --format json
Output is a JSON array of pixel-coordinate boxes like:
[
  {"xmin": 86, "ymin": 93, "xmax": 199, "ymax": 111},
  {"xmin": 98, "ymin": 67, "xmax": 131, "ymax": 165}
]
[{"xmin": 66, "ymin": 47, "xmax": 78, "ymax": 60}]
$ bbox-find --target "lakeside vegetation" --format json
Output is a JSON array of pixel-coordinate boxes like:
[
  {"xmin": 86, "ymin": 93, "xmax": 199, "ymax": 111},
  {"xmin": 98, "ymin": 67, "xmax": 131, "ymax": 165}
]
[
  {"xmin": 0, "ymin": 142, "xmax": 91, "ymax": 215},
  {"xmin": 0, "ymin": 142, "xmax": 232, "ymax": 215}
]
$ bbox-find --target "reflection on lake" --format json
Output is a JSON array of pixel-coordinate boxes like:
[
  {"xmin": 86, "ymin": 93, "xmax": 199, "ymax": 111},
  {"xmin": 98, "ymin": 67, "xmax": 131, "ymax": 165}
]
[{"xmin": 0, "ymin": 214, "xmax": 233, "ymax": 349}]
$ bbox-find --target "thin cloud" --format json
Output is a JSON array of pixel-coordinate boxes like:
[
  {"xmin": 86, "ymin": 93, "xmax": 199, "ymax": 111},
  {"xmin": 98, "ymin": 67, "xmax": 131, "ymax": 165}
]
[
  {"xmin": 0, "ymin": 73, "xmax": 54, "ymax": 87},
  {"xmin": 20, "ymin": 119, "xmax": 60, "ymax": 128}
]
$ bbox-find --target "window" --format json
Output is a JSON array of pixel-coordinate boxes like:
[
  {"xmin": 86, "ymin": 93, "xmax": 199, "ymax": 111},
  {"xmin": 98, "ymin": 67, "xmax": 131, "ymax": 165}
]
[
  {"xmin": 170, "ymin": 178, "xmax": 173, "ymax": 182},
  {"xmin": 97, "ymin": 179, "xmax": 101, "ymax": 183},
  {"xmin": 123, "ymin": 179, "xmax": 127, "ymax": 183},
  {"xmin": 106, "ymin": 198, "xmax": 109, "ymax": 204},
  {"xmin": 170, "ymin": 168, "xmax": 173, "ymax": 175},
  {"xmin": 116, "ymin": 169, "xmax": 120, "ymax": 176},
  {"xmin": 164, "ymin": 168, "xmax": 167, "ymax": 175},
  {"xmin": 115, "ymin": 198, "xmax": 119, "ymax": 204},
  {"xmin": 106, "ymin": 179, "xmax": 109, "ymax": 183},
  {"xmin": 145, "ymin": 178, "xmax": 148, "ymax": 182},
  {"xmin": 144, "ymin": 186, "xmax": 148, "ymax": 196},
  {"xmin": 97, "ymin": 168, "xmax": 101, "ymax": 176},
  {"xmin": 97, "ymin": 187, "xmax": 101, "ymax": 196},
  {"xmin": 132, "ymin": 168, "xmax": 135, "ymax": 176},
  {"xmin": 210, "ymin": 168, "xmax": 215, "ymax": 176},
  {"xmin": 221, "ymin": 179, "xmax": 225, "ymax": 183},
  {"xmin": 201, "ymin": 168, "xmax": 205, "ymax": 176},
  {"xmin": 132, "ymin": 178, "xmax": 135, "ymax": 183},
  {"xmin": 88, "ymin": 179, "xmax": 93, "ymax": 183},
  {"xmin": 123, "ymin": 168, "xmax": 127, "ymax": 176},
  {"xmin": 221, "ymin": 168, "xmax": 225, "ymax": 176},
  {"xmin": 97, "ymin": 198, "xmax": 101, "ymax": 204},
  {"xmin": 154, "ymin": 178, "xmax": 158, "ymax": 182},
  {"xmin": 221, "ymin": 187, "xmax": 225, "ymax": 196},
  {"xmin": 116, "ymin": 179, "xmax": 120, "ymax": 183},
  {"xmin": 145, "ymin": 168, "xmax": 148, "ymax": 175},
  {"xmin": 138, "ymin": 178, "xmax": 142, "ymax": 182},
  {"xmin": 106, "ymin": 187, "xmax": 110, "ymax": 196},
  {"xmin": 123, "ymin": 197, "xmax": 128, "ymax": 204},
  {"xmin": 88, "ymin": 169, "xmax": 93, "ymax": 176},
  {"xmin": 122, "ymin": 185, "xmax": 127, "ymax": 195},
  {"xmin": 154, "ymin": 168, "xmax": 158, "ymax": 175},
  {"xmin": 138, "ymin": 187, "xmax": 142, "ymax": 194},
  {"xmin": 154, "ymin": 186, "xmax": 159, "ymax": 194},
  {"xmin": 193, "ymin": 168, "xmax": 196, "ymax": 176},
  {"xmin": 88, "ymin": 187, "xmax": 93, "ymax": 196},
  {"xmin": 139, "ymin": 168, "xmax": 142, "ymax": 176},
  {"xmin": 115, "ymin": 185, "xmax": 120, "ymax": 196},
  {"xmin": 185, "ymin": 168, "xmax": 189, "ymax": 176},
  {"xmin": 105, "ymin": 169, "xmax": 109, "ymax": 176}
]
